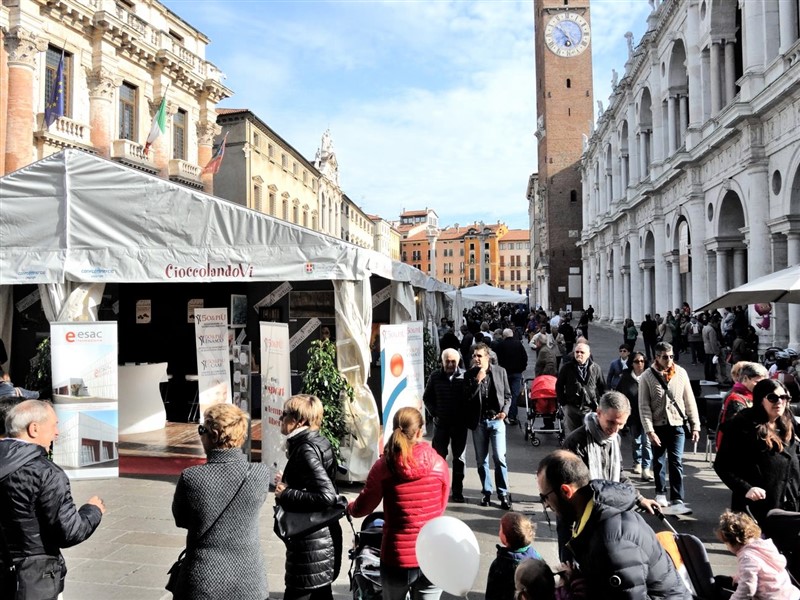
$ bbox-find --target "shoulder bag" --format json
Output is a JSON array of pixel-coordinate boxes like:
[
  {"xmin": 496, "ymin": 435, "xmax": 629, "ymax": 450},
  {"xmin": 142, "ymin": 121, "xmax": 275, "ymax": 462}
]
[
  {"xmin": 273, "ymin": 442, "xmax": 348, "ymax": 543},
  {"xmin": 166, "ymin": 464, "xmax": 251, "ymax": 592},
  {"xmin": 650, "ymin": 368, "xmax": 692, "ymax": 436}
]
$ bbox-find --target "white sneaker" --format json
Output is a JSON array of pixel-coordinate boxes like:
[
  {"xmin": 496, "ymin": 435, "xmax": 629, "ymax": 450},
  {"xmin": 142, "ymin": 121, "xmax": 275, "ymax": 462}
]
[
  {"xmin": 656, "ymin": 494, "xmax": 669, "ymax": 507},
  {"xmin": 670, "ymin": 501, "xmax": 692, "ymax": 515},
  {"xmin": 632, "ymin": 464, "xmax": 642, "ymax": 475}
]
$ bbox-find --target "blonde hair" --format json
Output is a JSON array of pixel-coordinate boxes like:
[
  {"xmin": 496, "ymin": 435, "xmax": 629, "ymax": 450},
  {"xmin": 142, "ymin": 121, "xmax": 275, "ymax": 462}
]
[
  {"xmin": 203, "ymin": 404, "xmax": 249, "ymax": 449},
  {"xmin": 501, "ymin": 511, "xmax": 535, "ymax": 550},
  {"xmin": 384, "ymin": 407, "xmax": 423, "ymax": 475},
  {"xmin": 716, "ymin": 510, "xmax": 762, "ymax": 549},
  {"xmin": 283, "ymin": 394, "xmax": 324, "ymax": 428}
]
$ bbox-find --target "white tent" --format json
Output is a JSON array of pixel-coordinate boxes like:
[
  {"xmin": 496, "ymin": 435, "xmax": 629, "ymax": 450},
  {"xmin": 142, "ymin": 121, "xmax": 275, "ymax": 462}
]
[
  {"xmin": 698, "ymin": 264, "xmax": 800, "ymax": 311},
  {"xmin": 445, "ymin": 283, "xmax": 528, "ymax": 304},
  {"xmin": 0, "ymin": 150, "xmax": 453, "ymax": 479}
]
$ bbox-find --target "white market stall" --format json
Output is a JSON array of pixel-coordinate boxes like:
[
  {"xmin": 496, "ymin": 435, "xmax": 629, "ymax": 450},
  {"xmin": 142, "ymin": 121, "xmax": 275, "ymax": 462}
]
[{"xmin": 0, "ymin": 150, "xmax": 453, "ymax": 479}]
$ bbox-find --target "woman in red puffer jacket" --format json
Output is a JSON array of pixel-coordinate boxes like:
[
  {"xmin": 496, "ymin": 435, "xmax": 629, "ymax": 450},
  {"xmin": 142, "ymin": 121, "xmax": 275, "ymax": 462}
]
[{"xmin": 348, "ymin": 407, "xmax": 450, "ymax": 600}]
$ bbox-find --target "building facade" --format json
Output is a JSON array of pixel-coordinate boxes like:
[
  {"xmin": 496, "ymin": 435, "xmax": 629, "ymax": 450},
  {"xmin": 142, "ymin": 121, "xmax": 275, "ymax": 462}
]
[
  {"xmin": 498, "ymin": 229, "xmax": 532, "ymax": 295},
  {"xmin": 532, "ymin": 0, "xmax": 594, "ymax": 312},
  {"xmin": 0, "ymin": 0, "xmax": 230, "ymax": 192},
  {"xmin": 580, "ymin": 0, "xmax": 800, "ymax": 348},
  {"xmin": 342, "ymin": 194, "xmax": 374, "ymax": 249}
]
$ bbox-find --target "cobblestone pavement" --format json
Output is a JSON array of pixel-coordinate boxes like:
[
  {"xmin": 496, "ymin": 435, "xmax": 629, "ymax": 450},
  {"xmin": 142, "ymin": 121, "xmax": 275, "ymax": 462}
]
[{"xmin": 64, "ymin": 320, "xmax": 737, "ymax": 599}]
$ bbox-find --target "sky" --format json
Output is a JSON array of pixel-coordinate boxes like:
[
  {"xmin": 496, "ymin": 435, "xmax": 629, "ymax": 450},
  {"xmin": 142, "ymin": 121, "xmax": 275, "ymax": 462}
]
[{"xmin": 163, "ymin": 0, "xmax": 651, "ymax": 230}]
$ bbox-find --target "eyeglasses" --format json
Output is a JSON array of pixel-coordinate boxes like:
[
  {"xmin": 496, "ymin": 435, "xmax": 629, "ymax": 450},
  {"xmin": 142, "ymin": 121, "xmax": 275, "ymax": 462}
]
[
  {"xmin": 279, "ymin": 411, "xmax": 292, "ymax": 421},
  {"xmin": 765, "ymin": 393, "xmax": 792, "ymax": 404},
  {"xmin": 198, "ymin": 424, "xmax": 208, "ymax": 435},
  {"xmin": 632, "ymin": 359, "xmax": 645, "ymax": 364},
  {"xmin": 658, "ymin": 354, "xmax": 675, "ymax": 360},
  {"xmin": 540, "ymin": 489, "xmax": 555, "ymax": 506}
]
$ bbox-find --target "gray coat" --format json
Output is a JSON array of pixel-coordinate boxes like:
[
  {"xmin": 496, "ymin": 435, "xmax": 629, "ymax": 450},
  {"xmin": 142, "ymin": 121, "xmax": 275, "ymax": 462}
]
[{"xmin": 172, "ymin": 448, "xmax": 271, "ymax": 600}]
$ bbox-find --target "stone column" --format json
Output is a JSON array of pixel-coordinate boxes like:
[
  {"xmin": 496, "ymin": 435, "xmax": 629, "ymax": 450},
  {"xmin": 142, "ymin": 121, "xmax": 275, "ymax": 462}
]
[
  {"xmin": 613, "ymin": 243, "xmax": 624, "ymax": 324},
  {"xmin": 780, "ymin": 0, "xmax": 799, "ymax": 54},
  {"xmin": 4, "ymin": 29, "xmax": 44, "ymax": 172},
  {"xmin": 716, "ymin": 248, "xmax": 729, "ymax": 295},
  {"xmin": 771, "ymin": 234, "xmax": 789, "ymax": 348},
  {"xmin": 606, "ymin": 169, "xmax": 613, "ymax": 207},
  {"xmin": 746, "ymin": 164, "xmax": 771, "ymax": 280},
  {"xmin": 732, "ymin": 248, "xmax": 747, "ymax": 288},
  {"xmin": 741, "ymin": 0, "xmax": 765, "ymax": 72},
  {"xmin": 679, "ymin": 95, "xmax": 689, "ymax": 146},
  {"xmin": 654, "ymin": 219, "xmax": 667, "ymax": 315},
  {"xmin": 642, "ymin": 263, "xmax": 653, "ymax": 317},
  {"xmin": 671, "ymin": 254, "xmax": 682, "ymax": 312},
  {"xmin": 622, "ymin": 266, "xmax": 631, "ymax": 321},
  {"xmin": 599, "ymin": 250, "xmax": 608, "ymax": 321},
  {"xmin": 667, "ymin": 95, "xmax": 677, "ymax": 154},
  {"xmin": 710, "ymin": 41, "xmax": 722, "ymax": 114},
  {"xmin": 627, "ymin": 101, "xmax": 639, "ymax": 184},
  {"xmin": 87, "ymin": 67, "xmax": 117, "ymax": 158},
  {"xmin": 621, "ymin": 154, "xmax": 629, "ymax": 190},
  {"xmin": 724, "ymin": 41, "xmax": 737, "ymax": 105},
  {"xmin": 582, "ymin": 254, "xmax": 590, "ymax": 312},
  {"xmin": 630, "ymin": 233, "xmax": 643, "ymax": 322},
  {"xmin": 197, "ymin": 119, "xmax": 220, "ymax": 194},
  {"xmin": 639, "ymin": 131, "xmax": 649, "ymax": 179},
  {"xmin": 0, "ymin": 29, "xmax": 9, "ymax": 174},
  {"xmin": 588, "ymin": 251, "xmax": 596, "ymax": 311},
  {"xmin": 788, "ymin": 232, "xmax": 800, "ymax": 349}
]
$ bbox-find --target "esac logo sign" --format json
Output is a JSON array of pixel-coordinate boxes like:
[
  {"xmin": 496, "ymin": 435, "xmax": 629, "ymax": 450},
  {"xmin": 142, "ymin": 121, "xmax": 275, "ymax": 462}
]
[{"xmin": 65, "ymin": 329, "xmax": 103, "ymax": 343}]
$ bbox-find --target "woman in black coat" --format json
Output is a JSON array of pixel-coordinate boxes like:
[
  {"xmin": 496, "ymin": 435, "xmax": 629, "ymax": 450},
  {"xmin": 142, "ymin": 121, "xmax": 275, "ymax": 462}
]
[
  {"xmin": 275, "ymin": 394, "xmax": 340, "ymax": 600},
  {"xmin": 172, "ymin": 404, "xmax": 271, "ymax": 600},
  {"xmin": 714, "ymin": 378, "xmax": 800, "ymax": 524}
]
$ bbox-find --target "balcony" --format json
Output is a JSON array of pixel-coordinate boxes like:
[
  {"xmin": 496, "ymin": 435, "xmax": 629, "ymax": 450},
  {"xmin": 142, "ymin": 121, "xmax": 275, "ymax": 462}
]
[
  {"xmin": 168, "ymin": 159, "xmax": 203, "ymax": 189},
  {"xmin": 35, "ymin": 115, "xmax": 94, "ymax": 151},
  {"xmin": 110, "ymin": 139, "xmax": 158, "ymax": 175}
]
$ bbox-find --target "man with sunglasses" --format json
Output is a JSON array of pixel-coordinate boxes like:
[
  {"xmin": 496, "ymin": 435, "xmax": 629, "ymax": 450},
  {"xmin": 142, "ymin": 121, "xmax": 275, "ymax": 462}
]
[
  {"xmin": 639, "ymin": 342, "xmax": 700, "ymax": 514},
  {"xmin": 536, "ymin": 450, "xmax": 690, "ymax": 600}
]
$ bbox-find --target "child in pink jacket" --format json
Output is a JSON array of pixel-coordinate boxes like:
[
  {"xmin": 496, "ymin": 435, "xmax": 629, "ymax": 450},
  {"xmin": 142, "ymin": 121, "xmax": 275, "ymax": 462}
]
[{"xmin": 717, "ymin": 510, "xmax": 800, "ymax": 600}]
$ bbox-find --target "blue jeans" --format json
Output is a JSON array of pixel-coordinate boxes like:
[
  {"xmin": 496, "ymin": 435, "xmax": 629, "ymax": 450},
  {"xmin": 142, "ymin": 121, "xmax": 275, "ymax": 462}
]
[
  {"xmin": 507, "ymin": 373, "xmax": 523, "ymax": 420},
  {"xmin": 472, "ymin": 418, "xmax": 509, "ymax": 498},
  {"xmin": 431, "ymin": 420, "xmax": 468, "ymax": 497},
  {"xmin": 652, "ymin": 425, "xmax": 685, "ymax": 502},
  {"xmin": 630, "ymin": 416, "xmax": 652, "ymax": 469},
  {"xmin": 381, "ymin": 565, "xmax": 441, "ymax": 600}
]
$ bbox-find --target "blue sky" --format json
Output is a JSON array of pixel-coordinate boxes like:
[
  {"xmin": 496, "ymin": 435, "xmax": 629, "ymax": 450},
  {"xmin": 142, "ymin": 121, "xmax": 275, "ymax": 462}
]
[{"xmin": 163, "ymin": 0, "xmax": 650, "ymax": 230}]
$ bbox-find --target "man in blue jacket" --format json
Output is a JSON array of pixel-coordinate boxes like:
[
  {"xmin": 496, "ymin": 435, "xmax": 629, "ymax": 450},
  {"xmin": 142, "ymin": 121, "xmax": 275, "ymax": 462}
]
[{"xmin": 0, "ymin": 400, "xmax": 105, "ymax": 599}]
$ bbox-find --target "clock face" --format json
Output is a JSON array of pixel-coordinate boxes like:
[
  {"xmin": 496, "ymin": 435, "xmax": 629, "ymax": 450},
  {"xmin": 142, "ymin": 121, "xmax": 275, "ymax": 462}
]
[{"xmin": 544, "ymin": 12, "xmax": 591, "ymax": 57}]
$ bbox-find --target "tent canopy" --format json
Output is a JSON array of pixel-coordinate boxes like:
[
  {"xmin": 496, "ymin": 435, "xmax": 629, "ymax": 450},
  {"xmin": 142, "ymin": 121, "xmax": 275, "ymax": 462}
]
[
  {"xmin": 445, "ymin": 283, "xmax": 528, "ymax": 304},
  {"xmin": 0, "ymin": 150, "xmax": 451, "ymax": 292},
  {"xmin": 698, "ymin": 264, "xmax": 800, "ymax": 311}
]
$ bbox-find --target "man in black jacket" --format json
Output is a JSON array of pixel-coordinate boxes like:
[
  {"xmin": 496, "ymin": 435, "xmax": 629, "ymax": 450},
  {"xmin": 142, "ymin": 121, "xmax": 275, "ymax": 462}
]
[
  {"xmin": 495, "ymin": 328, "xmax": 529, "ymax": 425},
  {"xmin": 0, "ymin": 400, "xmax": 105, "ymax": 599},
  {"xmin": 537, "ymin": 450, "xmax": 690, "ymax": 600},
  {"xmin": 423, "ymin": 348, "xmax": 468, "ymax": 502},
  {"xmin": 556, "ymin": 342, "xmax": 606, "ymax": 436}
]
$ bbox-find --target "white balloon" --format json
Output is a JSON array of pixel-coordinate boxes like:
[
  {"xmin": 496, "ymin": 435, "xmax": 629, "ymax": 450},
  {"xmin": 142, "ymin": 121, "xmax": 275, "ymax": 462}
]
[{"xmin": 416, "ymin": 516, "xmax": 480, "ymax": 596}]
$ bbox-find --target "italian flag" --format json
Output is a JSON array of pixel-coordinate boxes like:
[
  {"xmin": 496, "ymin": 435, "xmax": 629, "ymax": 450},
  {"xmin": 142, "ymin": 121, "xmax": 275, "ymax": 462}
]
[{"xmin": 144, "ymin": 89, "xmax": 168, "ymax": 156}]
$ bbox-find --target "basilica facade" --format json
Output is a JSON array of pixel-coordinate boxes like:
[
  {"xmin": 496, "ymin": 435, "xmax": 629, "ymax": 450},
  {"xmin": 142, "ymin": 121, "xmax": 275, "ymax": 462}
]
[{"xmin": 580, "ymin": 0, "xmax": 800, "ymax": 348}]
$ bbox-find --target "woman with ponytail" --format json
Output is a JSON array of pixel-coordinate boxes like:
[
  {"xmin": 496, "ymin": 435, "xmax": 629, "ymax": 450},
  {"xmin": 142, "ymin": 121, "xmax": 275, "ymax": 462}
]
[{"xmin": 349, "ymin": 407, "xmax": 449, "ymax": 600}]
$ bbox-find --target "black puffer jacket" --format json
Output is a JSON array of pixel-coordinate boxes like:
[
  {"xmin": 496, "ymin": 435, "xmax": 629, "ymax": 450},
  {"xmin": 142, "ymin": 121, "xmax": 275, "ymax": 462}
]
[
  {"xmin": 423, "ymin": 367, "xmax": 466, "ymax": 425},
  {"xmin": 567, "ymin": 480, "xmax": 690, "ymax": 600},
  {"xmin": 556, "ymin": 360, "xmax": 606, "ymax": 410},
  {"xmin": 278, "ymin": 429, "xmax": 340, "ymax": 591},
  {"xmin": 0, "ymin": 439, "xmax": 102, "ymax": 581}
]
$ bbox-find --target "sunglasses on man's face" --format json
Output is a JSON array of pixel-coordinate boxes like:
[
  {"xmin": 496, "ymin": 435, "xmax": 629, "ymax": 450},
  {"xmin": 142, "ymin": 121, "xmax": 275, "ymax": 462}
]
[
  {"xmin": 198, "ymin": 424, "xmax": 208, "ymax": 435},
  {"xmin": 765, "ymin": 393, "xmax": 792, "ymax": 404}
]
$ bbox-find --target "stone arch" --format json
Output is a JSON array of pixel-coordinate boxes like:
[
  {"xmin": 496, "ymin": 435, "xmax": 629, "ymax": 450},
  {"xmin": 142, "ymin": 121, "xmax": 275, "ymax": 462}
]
[
  {"xmin": 717, "ymin": 189, "xmax": 746, "ymax": 237},
  {"xmin": 637, "ymin": 87, "xmax": 654, "ymax": 177}
]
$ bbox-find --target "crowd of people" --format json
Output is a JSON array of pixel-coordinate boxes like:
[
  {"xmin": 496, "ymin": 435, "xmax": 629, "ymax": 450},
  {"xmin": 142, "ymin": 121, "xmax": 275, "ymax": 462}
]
[{"xmin": 4, "ymin": 301, "xmax": 800, "ymax": 599}]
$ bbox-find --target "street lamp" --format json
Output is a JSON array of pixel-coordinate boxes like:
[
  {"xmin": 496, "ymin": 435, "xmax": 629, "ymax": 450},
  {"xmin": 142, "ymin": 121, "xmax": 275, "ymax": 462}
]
[{"xmin": 426, "ymin": 225, "xmax": 440, "ymax": 279}]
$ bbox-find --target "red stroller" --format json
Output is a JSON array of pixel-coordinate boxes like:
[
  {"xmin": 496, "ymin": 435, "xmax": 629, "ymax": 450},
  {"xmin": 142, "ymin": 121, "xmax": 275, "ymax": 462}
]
[{"xmin": 523, "ymin": 375, "xmax": 564, "ymax": 447}]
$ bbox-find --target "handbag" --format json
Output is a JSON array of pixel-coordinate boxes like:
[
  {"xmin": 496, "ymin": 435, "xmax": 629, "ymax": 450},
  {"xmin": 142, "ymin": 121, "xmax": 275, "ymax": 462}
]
[
  {"xmin": 166, "ymin": 464, "xmax": 251, "ymax": 592},
  {"xmin": 273, "ymin": 494, "xmax": 348, "ymax": 543}
]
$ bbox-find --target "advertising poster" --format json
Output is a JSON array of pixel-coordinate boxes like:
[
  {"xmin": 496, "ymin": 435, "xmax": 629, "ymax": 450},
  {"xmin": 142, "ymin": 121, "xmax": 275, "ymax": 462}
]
[
  {"xmin": 50, "ymin": 321, "xmax": 119, "ymax": 479},
  {"xmin": 260, "ymin": 322, "xmax": 291, "ymax": 483},
  {"xmin": 194, "ymin": 308, "xmax": 232, "ymax": 416},
  {"xmin": 380, "ymin": 321, "xmax": 425, "ymax": 445}
]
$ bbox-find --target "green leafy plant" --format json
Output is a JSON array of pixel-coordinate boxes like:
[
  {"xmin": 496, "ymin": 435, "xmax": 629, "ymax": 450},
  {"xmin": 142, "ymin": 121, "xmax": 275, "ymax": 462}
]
[
  {"xmin": 423, "ymin": 327, "xmax": 439, "ymax": 382},
  {"xmin": 25, "ymin": 337, "xmax": 51, "ymax": 399},
  {"xmin": 301, "ymin": 339, "xmax": 353, "ymax": 457}
]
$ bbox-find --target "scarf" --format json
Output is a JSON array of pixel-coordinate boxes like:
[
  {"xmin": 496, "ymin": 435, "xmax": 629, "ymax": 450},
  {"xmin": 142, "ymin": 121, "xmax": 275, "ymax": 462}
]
[
  {"xmin": 584, "ymin": 412, "xmax": 621, "ymax": 482},
  {"xmin": 659, "ymin": 363, "xmax": 677, "ymax": 383}
]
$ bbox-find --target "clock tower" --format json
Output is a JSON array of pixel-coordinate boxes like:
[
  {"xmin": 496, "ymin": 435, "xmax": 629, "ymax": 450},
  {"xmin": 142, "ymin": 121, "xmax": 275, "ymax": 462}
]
[{"xmin": 533, "ymin": 0, "xmax": 593, "ymax": 313}]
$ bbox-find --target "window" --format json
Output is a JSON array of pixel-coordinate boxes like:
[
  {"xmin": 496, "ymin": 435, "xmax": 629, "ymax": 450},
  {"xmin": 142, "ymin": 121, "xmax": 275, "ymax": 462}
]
[
  {"xmin": 293, "ymin": 205, "xmax": 299, "ymax": 223},
  {"xmin": 570, "ymin": 190, "xmax": 578, "ymax": 202},
  {"xmin": 172, "ymin": 108, "xmax": 186, "ymax": 160},
  {"xmin": 303, "ymin": 171, "xmax": 308, "ymax": 184},
  {"xmin": 119, "ymin": 82, "xmax": 136, "ymax": 140},
  {"xmin": 45, "ymin": 46, "xmax": 71, "ymax": 119},
  {"xmin": 253, "ymin": 132, "xmax": 260, "ymax": 148},
  {"xmin": 303, "ymin": 210, "xmax": 308, "ymax": 228},
  {"xmin": 269, "ymin": 192, "xmax": 276, "ymax": 215},
  {"xmin": 293, "ymin": 162, "xmax": 298, "ymax": 176},
  {"xmin": 254, "ymin": 184, "xmax": 262, "ymax": 211},
  {"xmin": 566, "ymin": 78, "xmax": 571, "ymax": 88},
  {"xmin": 268, "ymin": 144, "xmax": 274, "ymax": 159},
  {"xmin": 168, "ymin": 29, "xmax": 184, "ymax": 43},
  {"xmin": 282, "ymin": 199, "xmax": 289, "ymax": 220},
  {"xmin": 281, "ymin": 154, "xmax": 288, "ymax": 169}
]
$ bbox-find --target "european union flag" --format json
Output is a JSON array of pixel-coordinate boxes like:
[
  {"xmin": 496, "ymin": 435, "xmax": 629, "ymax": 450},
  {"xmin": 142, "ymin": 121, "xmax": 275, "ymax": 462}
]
[{"xmin": 44, "ymin": 51, "xmax": 64, "ymax": 129}]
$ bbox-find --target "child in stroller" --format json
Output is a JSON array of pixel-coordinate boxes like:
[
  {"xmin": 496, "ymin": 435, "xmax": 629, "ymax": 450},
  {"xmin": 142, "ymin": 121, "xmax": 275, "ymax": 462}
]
[
  {"xmin": 349, "ymin": 512, "xmax": 384, "ymax": 600},
  {"xmin": 524, "ymin": 375, "xmax": 564, "ymax": 447}
]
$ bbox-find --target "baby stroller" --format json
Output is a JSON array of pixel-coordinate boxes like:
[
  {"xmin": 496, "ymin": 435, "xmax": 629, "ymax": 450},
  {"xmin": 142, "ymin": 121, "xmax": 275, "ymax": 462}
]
[
  {"xmin": 762, "ymin": 508, "xmax": 800, "ymax": 586},
  {"xmin": 349, "ymin": 512, "xmax": 384, "ymax": 600},
  {"xmin": 523, "ymin": 375, "xmax": 564, "ymax": 447}
]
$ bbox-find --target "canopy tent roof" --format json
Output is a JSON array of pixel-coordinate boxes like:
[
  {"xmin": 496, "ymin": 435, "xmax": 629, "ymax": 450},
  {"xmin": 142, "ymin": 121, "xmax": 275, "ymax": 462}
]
[
  {"xmin": 0, "ymin": 150, "xmax": 451, "ymax": 291},
  {"xmin": 698, "ymin": 263, "xmax": 800, "ymax": 311},
  {"xmin": 445, "ymin": 283, "xmax": 528, "ymax": 304}
]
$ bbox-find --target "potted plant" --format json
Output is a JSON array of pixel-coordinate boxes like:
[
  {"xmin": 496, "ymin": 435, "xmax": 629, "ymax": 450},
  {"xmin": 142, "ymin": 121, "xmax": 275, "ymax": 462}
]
[
  {"xmin": 301, "ymin": 339, "xmax": 353, "ymax": 458},
  {"xmin": 25, "ymin": 337, "xmax": 51, "ymax": 399}
]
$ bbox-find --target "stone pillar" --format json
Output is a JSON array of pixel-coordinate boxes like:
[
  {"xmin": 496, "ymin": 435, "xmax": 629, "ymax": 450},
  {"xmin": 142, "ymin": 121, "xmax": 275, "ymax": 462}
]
[
  {"xmin": 746, "ymin": 165, "xmax": 771, "ymax": 280},
  {"xmin": 642, "ymin": 264, "xmax": 653, "ymax": 317},
  {"xmin": 599, "ymin": 250, "xmax": 608, "ymax": 321},
  {"xmin": 742, "ymin": 0, "xmax": 765, "ymax": 72},
  {"xmin": 627, "ymin": 101, "xmax": 639, "ymax": 184},
  {"xmin": 780, "ymin": 0, "xmax": 799, "ymax": 54},
  {"xmin": 671, "ymin": 254, "xmax": 682, "ymax": 313},
  {"xmin": 667, "ymin": 95, "xmax": 677, "ymax": 154},
  {"xmin": 613, "ymin": 243, "xmax": 624, "ymax": 324},
  {"xmin": 622, "ymin": 267, "xmax": 631, "ymax": 321},
  {"xmin": 630, "ymin": 233, "xmax": 643, "ymax": 322},
  {"xmin": 716, "ymin": 248, "xmax": 729, "ymax": 295},
  {"xmin": 87, "ymin": 67, "xmax": 117, "ymax": 158},
  {"xmin": 0, "ymin": 29, "xmax": 9, "ymax": 174},
  {"xmin": 588, "ymin": 251, "xmax": 597, "ymax": 311},
  {"xmin": 654, "ymin": 219, "xmax": 667, "ymax": 315},
  {"xmin": 197, "ymin": 120, "xmax": 219, "ymax": 194},
  {"xmin": 582, "ymin": 254, "xmax": 590, "ymax": 313},
  {"xmin": 606, "ymin": 169, "xmax": 613, "ymax": 207},
  {"xmin": 771, "ymin": 234, "xmax": 789, "ymax": 348},
  {"xmin": 621, "ymin": 154, "xmax": 629, "ymax": 190},
  {"xmin": 4, "ymin": 29, "xmax": 44, "ymax": 173},
  {"xmin": 788, "ymin": 232, "xmax": 800, "ymax": 349},
  {"xmin": 710, "ymin": 41, "xmax": 722, "ymax": 114},
  {"xmin": 639, "ymin": 132, "xmax": 649, "ymax": 179},
  {"xmin": 724, "ymin": 41, "xmax": 736, "ymax": 105},
  {"xmin": 679, "ymin": 95, "xmax": 689, "ymax": 146},
  {"xmin": 686, "ymin": 199, "xmax": 709, "ymax": 309},
  {"xmin": 732, "ymin": 248, "xmax": 747, "ymax": 288}
]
